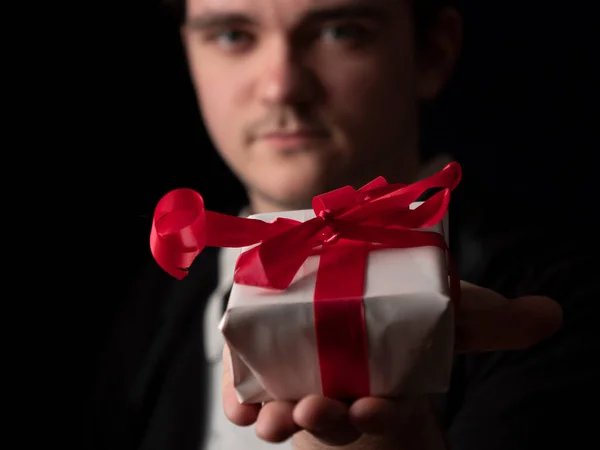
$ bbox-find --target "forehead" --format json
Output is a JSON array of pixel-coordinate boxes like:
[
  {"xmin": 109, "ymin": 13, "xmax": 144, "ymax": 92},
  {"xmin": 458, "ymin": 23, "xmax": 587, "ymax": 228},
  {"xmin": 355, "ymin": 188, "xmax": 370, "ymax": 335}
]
[{"xmin": 187, "ymin": 0, "xmax": 400, "ymax": 22}]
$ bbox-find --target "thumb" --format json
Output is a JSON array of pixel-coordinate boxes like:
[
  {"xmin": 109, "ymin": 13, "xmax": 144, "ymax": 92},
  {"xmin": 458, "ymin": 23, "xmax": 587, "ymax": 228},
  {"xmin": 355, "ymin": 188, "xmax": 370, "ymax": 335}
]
[{"xmin": 455, "ymin": 282, "xmax": 563, "ymax": 353}]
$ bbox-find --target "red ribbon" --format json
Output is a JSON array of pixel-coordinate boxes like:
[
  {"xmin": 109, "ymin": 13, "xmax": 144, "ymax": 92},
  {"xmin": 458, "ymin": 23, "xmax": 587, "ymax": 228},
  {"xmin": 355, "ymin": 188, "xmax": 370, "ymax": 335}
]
[{"xmin": 150, "ymin": 162, "xmax": 462, "ymax": 399}]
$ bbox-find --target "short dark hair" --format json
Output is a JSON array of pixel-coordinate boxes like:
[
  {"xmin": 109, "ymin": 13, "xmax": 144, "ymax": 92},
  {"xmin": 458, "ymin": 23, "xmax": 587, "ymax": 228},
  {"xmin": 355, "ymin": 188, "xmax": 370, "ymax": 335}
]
[{"xmin": 164, "ymin": 0, "xmax": 456, "ymax": 39}]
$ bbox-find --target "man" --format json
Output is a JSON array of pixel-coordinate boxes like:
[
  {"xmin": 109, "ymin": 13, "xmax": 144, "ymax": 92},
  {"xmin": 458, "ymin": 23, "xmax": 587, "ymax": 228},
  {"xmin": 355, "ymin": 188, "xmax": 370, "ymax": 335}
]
[{"xmin": 90, "ymin": 0, "xmax": 596, "ymax": 449}]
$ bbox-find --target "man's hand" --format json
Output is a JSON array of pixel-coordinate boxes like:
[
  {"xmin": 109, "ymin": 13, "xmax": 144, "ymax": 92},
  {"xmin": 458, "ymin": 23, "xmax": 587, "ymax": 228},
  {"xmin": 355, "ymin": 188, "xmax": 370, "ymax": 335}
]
[{"xmin": 222, "ymin": 282, "xmax": 562, "ymax": 447}]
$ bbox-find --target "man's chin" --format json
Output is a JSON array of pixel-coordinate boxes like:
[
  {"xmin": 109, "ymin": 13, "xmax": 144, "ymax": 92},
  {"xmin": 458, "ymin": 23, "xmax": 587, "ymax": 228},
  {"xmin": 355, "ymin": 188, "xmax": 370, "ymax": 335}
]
[
  {"xmin": 250, "ymin": 177, "xmax": 331, "ymax": 212},
  {"xmin": 243, "ymin": 155, "xmax": 346, "ymax": 211}
]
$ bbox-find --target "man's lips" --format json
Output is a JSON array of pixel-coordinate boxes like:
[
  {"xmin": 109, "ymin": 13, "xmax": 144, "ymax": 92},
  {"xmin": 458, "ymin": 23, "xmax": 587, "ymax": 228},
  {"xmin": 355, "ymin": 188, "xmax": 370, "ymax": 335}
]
[{"xmin": 257, "ymin": 130, "xmax": 330, "ymax": 147}]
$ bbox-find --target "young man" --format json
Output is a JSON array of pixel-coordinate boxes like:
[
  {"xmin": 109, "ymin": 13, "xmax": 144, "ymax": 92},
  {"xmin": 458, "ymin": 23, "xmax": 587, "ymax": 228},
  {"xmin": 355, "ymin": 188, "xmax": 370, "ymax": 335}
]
[{"xmin": 90, "ymin": 0, "xmax": 596, "ymax": 449}]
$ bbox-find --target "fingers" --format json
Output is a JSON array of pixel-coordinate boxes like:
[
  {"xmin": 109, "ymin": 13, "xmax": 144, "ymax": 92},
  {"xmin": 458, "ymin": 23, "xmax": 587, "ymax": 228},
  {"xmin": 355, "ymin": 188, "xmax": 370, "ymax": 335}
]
[
  {"xmin": 222, "ymin": 345, "xmax": 299, "ymax": 442},
  {"xmin": 222, "ymin": 345, "xmax": 261, "ymax": 426},
  {"xmin": 348, "ymin": 397, "xmax": 414, "ymax": 435},
  {"xmin": 456, "ymin": 281, "xmax": 563, "ymax": 353},
  {"xmin": 255, "ymin": 401, "xmax": 300, "ymax": 442},
  {"xmin": 293, "ymin": 395, "xmax": 361, "ymax": 446}
]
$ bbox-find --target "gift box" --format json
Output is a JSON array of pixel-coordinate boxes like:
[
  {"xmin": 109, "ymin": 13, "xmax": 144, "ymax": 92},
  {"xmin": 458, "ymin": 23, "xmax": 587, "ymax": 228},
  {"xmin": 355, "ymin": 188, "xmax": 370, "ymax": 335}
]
[{"xmin": 150, "ymin": 163, "xmax": 462, "ymax": 403}]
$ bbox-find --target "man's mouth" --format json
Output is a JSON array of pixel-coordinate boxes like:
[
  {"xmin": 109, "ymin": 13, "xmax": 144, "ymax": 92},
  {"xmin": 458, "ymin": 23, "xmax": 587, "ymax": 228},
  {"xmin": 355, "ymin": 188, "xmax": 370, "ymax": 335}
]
[{"xmin": 257, "ymin": 129, "xmax": 330, "ymax": 148}]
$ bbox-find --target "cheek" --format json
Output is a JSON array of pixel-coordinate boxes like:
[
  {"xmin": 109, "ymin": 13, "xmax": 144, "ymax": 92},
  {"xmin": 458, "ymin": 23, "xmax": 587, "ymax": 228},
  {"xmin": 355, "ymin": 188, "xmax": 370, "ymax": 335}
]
[
  {"xmin": 317, "ymin": 55, "xmax": 417, "ymax": 134},
  {"xmin": 188, "ymin": 56, "xmax": 244, "ymax": 148}
]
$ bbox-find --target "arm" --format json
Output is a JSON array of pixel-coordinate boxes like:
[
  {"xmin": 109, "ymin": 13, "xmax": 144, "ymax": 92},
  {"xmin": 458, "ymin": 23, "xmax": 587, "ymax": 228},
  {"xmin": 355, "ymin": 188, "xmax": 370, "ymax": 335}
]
[
  {"xmin": 445, "ymin": 231, "xmax": 597, "ymax": 450},
  {"xmin": 88, "ymin": 245, "xmax": 220, "ymax": 450},
  {"xmin": 86, "ymin": 257, "xmax": 176, "ymax": 449}
]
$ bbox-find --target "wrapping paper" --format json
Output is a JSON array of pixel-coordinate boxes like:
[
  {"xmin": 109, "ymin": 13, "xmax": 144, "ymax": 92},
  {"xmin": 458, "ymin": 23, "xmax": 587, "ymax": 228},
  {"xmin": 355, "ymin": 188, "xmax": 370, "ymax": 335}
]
[{"xmin": 221, "ymin": 205, "xmax": 454, "ymax": 403}]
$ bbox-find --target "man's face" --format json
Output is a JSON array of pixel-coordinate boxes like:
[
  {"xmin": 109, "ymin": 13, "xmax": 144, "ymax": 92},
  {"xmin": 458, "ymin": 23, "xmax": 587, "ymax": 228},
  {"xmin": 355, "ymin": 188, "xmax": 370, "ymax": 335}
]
[{"xmin": 183, "ymin": 0, "xmax": 450, "ymax": 210}]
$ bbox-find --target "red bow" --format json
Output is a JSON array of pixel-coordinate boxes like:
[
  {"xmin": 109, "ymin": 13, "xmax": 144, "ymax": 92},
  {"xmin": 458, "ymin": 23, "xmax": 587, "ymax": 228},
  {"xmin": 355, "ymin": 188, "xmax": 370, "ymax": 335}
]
[{"xmin": 151, "ymin": 162, "xmax": 462, "ymax": 289}]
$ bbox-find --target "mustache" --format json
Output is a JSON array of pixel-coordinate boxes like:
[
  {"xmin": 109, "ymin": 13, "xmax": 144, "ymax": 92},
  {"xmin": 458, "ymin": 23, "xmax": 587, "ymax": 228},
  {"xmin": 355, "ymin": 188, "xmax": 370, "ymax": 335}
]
[{"xmin": 244, "ymin": 109, "xmax": 331, "ymax": 142}]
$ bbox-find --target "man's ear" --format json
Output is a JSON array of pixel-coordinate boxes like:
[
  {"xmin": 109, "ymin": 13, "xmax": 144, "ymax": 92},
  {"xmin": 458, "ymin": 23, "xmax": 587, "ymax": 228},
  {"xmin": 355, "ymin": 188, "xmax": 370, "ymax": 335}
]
[{"xmin": 416, "ymin": 7, "xmax": 463, "ymax": 101}]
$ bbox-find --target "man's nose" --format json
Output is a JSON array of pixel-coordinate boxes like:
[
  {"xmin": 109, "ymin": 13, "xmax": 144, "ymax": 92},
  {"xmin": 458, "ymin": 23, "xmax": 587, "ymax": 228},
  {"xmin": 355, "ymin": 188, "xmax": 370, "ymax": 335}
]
[{"xmin": 256, "ymin": 41, "xmax": 318, "ymax": 106}]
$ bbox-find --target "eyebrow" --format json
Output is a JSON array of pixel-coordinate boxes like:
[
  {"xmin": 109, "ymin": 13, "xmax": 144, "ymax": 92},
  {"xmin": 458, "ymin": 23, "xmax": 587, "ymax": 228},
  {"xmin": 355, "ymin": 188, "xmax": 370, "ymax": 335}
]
[
  {"xmin": 186, "ymin": 13, "xmax": 257, "ymax": 31},
  {"xmin": 301, "ymin": 2, "xmax": 390, "ymax": 24},
  {"xmin": 185, "ymin": 0, "xmax": 391, "ymax": 31}
]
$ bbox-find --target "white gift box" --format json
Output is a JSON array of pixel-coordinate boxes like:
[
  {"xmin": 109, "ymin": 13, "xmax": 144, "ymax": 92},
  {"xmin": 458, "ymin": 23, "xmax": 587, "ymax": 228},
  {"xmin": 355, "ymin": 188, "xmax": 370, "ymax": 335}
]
[{"xmin": 219, "ymin": 203, "xmax": 454, "ymax": 403}]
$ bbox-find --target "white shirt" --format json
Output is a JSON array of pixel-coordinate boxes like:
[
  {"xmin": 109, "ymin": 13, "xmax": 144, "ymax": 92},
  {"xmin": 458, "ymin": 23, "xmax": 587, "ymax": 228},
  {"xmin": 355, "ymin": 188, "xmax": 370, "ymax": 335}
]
[{"xmin": 200, "ymin": 155, "xmax": 453, "ymax": 450}]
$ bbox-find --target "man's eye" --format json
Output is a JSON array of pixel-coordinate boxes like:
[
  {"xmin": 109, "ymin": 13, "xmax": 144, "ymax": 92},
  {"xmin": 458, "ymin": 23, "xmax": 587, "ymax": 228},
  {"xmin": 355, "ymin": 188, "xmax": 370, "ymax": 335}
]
[
  {"xmin": 321, "ymin": 23, "xmax": 368, "ymax": 42},
  {"xmin": 207, "ymin": 29, "xmax": 254, "ymax": 50}
]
